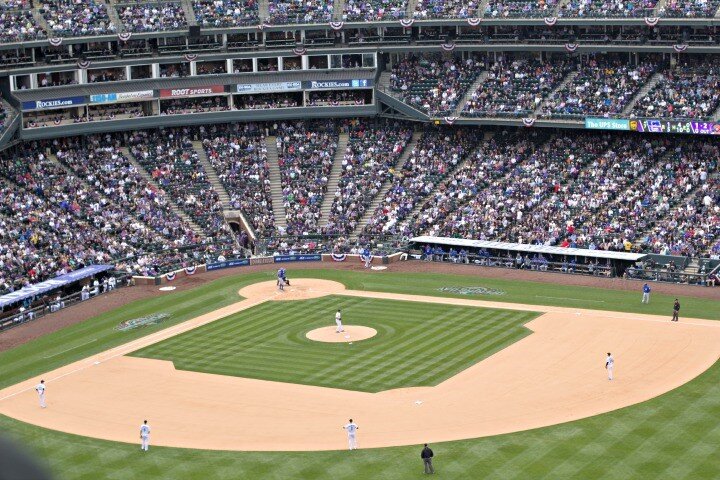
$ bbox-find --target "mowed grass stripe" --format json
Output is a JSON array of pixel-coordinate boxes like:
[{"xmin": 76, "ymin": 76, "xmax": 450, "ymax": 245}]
[
  {"xmin": 133, "ymin": 296, "xmax": 535, "ymax": 392},
  {"xmin": 333, "ymin": 309, "xmax": 510, "ymax": 385}
]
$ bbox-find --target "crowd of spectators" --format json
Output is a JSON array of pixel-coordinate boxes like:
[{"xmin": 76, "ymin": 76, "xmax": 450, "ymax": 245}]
[
  {"xmin": 342, "ymin": 0, "xmax": 407, "ymax": 21},
  {"xmin": 631, "ymin": 61, "xmax": 720, "ymax": 120},
  {"xmin": 364, "ymin": 127, "xmax": 482, "ymax": 235},
  {"xmin": 128, "ymin": 129, "xmax": 230, "ymax": 240},
  {"xmin": 485, "ymin": 0, "xmax": 557, "ymax": 18},
  {"xmin": 307, "ymin": 91, "xmax": 368, "ymax": 106},
  {"xmin": 539, "ymin": 58, "xmax": 656, "ymax": 118},
  {"xmin": 276, "ymin": 121, "xmax": 337, "ymax": 235},
  {"xmin": 0, "ymin": 10, "xmax": 46, "ymax": 43},
  {"xmin": 660, "ymin": 0, "xmax": 720, "ymax": 17},
  {"xmin": 323, "ymin": 122, "xmax": 413, "ymax": 235},
  {"xmin": 41, "ymin": 0, "xmax": 116, "ymax": 36},
  {"xmin": 559, "ymin": 0, "xmax": 657, "ymax": 17},
  {"xmin": 413, "ymin": 0, "xmax": 480, "ymax": 19},
  {"xmin": 462, "ymin": 58, "xmax": 572, "ymax": 117},
  {"xmin": 118, "ymin": 2, "xmax": 187, "ymax": 32},
  {"xmin": 199, "ymin": 123, "xmax": 276, "ymax": 236},
  {"xmin": 193, "ymin": 0, "xmax": 258, "ymax": 27},
  {"xmin": 267, "ymin": 0, "xmax": 334, "ymax": 24},
  {"xmin": 390, "ymin": 54, "xmax": 485, "ymax": 116},
  {"xmin": 160, "ymin": 97, "xmax": 230, "ymax": 115},
  {"xmin": 236, "ymin": 94, "xmax": 300, "ymax": 110},
  {"xmin": 88, "ymin": 104, "xmax": 144, "ymax": 122}
]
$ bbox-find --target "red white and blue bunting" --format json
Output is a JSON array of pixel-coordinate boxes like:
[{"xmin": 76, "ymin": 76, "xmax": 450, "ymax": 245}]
[
  {"xmin": 118, "ymin": 32, "xmax": 132, "ymax": 42},
  {"xmin": 522, "ymin": 118, "xmax": 535, "ymax": 127},
  {"xmin": 544, "ymin": 17, "xmax": 557, "ymax": 26},
  {"xmin": 444, "ymin": 116, "xmax": 457, "ymax": 125},
  {"xmin": 673, "ymin": 44, "xmax": 688, "ymax": 53},
  {"xmin": 440, "ymin": 42, "xmax": 456, "ymax": 52},
  {"xmin": 292, "ymin": 46, "xmax": 307, "ymax": 56},
  {"xmin": 183, "ymin": 53, "xmax": 198, "ymax": 62},
  {"xmin": 257, "ymin": 24, "xmax": 265, "ymax": 30},
  {"xmin": 329, "ymin": 21, "xmax": 344, "ymax": 30},
  {"xmin": 466, "ymin": 18, "xmax": 481, "ymax": 26},
  {"xmin": 564, "ymin": 43, "xmax": 578, "ymax": 52},
  {"xmin": 77, "ymin": 59, "xmax": 91, "ymax": 69},
  {"xmin": 644, "ymin": 17, "xmax": 659, "ymax": 27},
  {"xmin": 331, "ymin": 253, "xmax": 347, "ymax": 262},
  {"xmin": 184, "ymin": 266, "xmax": 197, "ymax": 275},
  {"xmin": 53, "ymin": 119, "xmax": 61, "ymax": 125},
  {"xmin": 48, "ymin": 37, "xmax": 63, "ymax": 47},
  {"xmin": 399, "ymin": 18, "xmax": 414, "ymax": 28},
  {"xmin": 166, "ymin": 272, "xmax": 176, "ymax": 281}
]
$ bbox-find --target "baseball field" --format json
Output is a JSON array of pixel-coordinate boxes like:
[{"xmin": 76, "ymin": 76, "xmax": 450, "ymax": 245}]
[{"xmin": 1, "ymin": 267, "xmax": 720, "ymax": 479}]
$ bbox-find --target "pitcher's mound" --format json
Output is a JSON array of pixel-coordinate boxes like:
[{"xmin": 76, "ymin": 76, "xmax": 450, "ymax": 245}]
[{"xmin": 306, "ymin": 325, "xmax": 377, "ymax": 343}]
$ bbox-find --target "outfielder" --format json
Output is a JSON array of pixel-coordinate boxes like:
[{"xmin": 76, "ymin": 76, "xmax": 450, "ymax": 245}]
[
  {"xmin": 335, "ymin": 309, "xmax": 344, "ymax": 333},
  {"xmin": 641, "ymin": 283, "xmax": 650, "ymax": 304},
  {"xmin": 606, "ymin": 353, "xmax": 614, "ymax": 380},
  {"xmin": 35, "ymin": 379, "xmax": 46, "ymax": 408},
  {"xmin": 343, "ymin": 419, "xmax": 359, "ymax": 450},
  {"xmin": 140, "ymin": 420, "xmax": 151, "ymax": 451}
]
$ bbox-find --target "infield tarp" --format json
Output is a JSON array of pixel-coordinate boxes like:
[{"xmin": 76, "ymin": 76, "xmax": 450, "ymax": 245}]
[{"xmin": 0, "ymin": 264, "xmax": 113, "ymax": 308}]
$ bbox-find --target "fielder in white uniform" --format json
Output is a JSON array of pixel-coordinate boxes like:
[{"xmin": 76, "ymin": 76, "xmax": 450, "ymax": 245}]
[
  {"xmin": 140, "ymin": 420, "xmax": 151, "ymax": 451},
  {"xmin": 35, "ymin": 380, "xmax": 46, "ymax": 408},
  {"xmin": 343, "ymin": 419, "xmax": 359, "ymax": 450},
  {"xmin": 335, "ymin": 309, "xmax": 343, "ymax": 333},
  {"xmin": 606, "ymin": 353, "xmax": 614, "ymax": 380}
]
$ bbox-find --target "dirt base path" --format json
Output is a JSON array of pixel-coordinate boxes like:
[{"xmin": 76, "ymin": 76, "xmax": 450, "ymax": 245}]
[{"xmin": 1, "ymin": 279, "xmax": 719, "ymax": 452}]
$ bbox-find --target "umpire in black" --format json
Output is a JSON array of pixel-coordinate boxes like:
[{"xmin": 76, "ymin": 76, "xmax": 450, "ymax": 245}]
[
  {"xmin": 421, "ymin": 443, "xmax": 435, "ymax": 474},
  {"xmin": 672, "ymin": 299, "xmax": 680, "ymax": 322}
]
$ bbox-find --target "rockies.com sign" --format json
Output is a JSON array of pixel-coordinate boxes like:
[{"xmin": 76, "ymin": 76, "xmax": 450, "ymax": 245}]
[{"xmin": 23, "ymin": 96, "xmax": 85, "ymax": 110}]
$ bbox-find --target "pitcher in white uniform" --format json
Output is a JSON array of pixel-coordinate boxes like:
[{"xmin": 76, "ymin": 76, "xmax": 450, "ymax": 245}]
[
  {"xmin": 35, "ymin": 380, "xmax": 46, "ymax": 408},
  {"xmin": 140, "ymin": 420, "xmax": 151, "ymax": 451},
  {"xmin": 343, "ymin": 419, "xmax": 359, "ymax": 450},
  {"xmin": 606, "ymin": 353, "xmax": 614, "ymax": 380},
  {"xmin": 335, "ymin": 309, "xmax": 343, "ymax": 333}
]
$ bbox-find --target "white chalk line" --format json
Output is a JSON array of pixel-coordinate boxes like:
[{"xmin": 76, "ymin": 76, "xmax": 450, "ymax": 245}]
[
  {"xmin": 535, "ymin": 295, "xmax": 606, "ymax": 303},
  {"xmin": 42, "ymin": 339, "xmax": 98, "ymax": 359}
]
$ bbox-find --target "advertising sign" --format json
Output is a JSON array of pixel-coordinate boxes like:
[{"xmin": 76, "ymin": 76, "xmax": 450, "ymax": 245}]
[
  {"xmin": 90, "ymin": 91, "xmax": 154, "ymax": 103},
  {"xmin": 629, "ymin": 119, "xmax": 720, "ymax": 135},
  {"xmin": 236, "ymin": 82, "xmax": 302, "ymax": 94},
  {"xmin": 22, "ymin": 96, "xmax": 86, "ymax": 110},
  {"xmin": 274, "ymin": 254, "xmax": 322, "ymax": 263},
  {"xmin": 159, "ymin": 85, "xmax": 225, "ymax": 98},
  {"xmin": 584, "ymin": 117, "xmax": 630, "ymax": 131},
  {"xmin": 303, "ymin": 79, "xmax": 371, "ymax": 90},
  {"xmin": 206, "ymin": 258, "xmax": 250, "ymax": 271}
]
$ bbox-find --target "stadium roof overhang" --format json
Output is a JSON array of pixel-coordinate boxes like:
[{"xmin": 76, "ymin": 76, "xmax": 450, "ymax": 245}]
[{"xmin": 410, "ymin": 236, "xmax": 647, "ymax": 262}]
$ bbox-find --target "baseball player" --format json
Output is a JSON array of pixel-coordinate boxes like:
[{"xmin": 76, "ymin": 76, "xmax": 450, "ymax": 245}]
[
  {"xmin": 362, "ymin": 248, "xmax": 372, "ymax": 268},
  {"xmin": 277, "ymin": 276, "xmax": 285, "ymax": 291},
  {"xmin": 606, "ymin": 353, "xmax": 614, "ymax": 380},
  {"xmin": 140, "ymin": 420, "xmax": 151, "ymax": 451},
  {"xmin": 335, "ymin": 309, "xmax": 344, "ymax": 333},
  {"xmin": 277, "ymin": 268, "xmax": 289, "ymax": 286},
  {"xmin": 343, "ymin": 419, "xmax": 359, "ymax": 450},
  {"xmin": 672, "ymin": 299, "xmax": 680, "ymax": 322},
  {"xmin": 35, "ymin": 380, "xmax": 46, "ymax": 408},
  {"xmin": 641, "ymin": 283, "xmax": 651, "ymax": 304}
]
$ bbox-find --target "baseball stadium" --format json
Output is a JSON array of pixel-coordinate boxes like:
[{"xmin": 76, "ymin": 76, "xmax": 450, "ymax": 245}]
[{"xmin": 0, "ymin": 3, "xmax": 719, "ymax": 479}]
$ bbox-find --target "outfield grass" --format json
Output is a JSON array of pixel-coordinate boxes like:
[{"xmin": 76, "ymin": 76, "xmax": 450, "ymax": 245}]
[
  {"xmin": 1, "ymin": 267, "xmax": 719, "ymax": 479},
  {"xmin": 132, "ymin": 296, "xmax": 535, "ymax": 392}
]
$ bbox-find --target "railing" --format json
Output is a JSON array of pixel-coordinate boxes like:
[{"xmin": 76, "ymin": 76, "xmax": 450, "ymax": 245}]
[
  {"xmin": 625, "ymin": 267, "xmax": 712, "ymax": 286},
  {"xmin": 256, "ymin": 233, "xmax": 409, "ymax": 256},
  {"xmin": 417, "ymin": 253, "xmax": 615, "ymax": 277}
]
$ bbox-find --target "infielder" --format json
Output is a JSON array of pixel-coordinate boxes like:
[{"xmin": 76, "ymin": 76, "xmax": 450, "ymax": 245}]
[
  {"xmin": 606, "ymin": 353, "xmax": 614, "ymax": 380},
  {"xmin": 343, "ymin": 419, "xmax": 359, "ymax": 450},
  {"xmin": 335, "ymin": 309, "xmax": 344, "ymax": 333},
  {"xmin": 277, "ymin": 268, "xmax": 289, "ymax": 286},
  {"xmin": 277, "ymin": 276, "xmax": 285, "ymax": 291},
  {"xmin": 362, "ymin": 248, "xmax": 372, "ymax": 268},
  {"xmin": 641, "ymin": 283, "xmax": 650, "ymax": 304},
  {"xmin": 35, "ymin": 379, "xmax": 46, "ymax": 408},
  {"xmin": 140, "ymin": 420, "xmax": 151, "ymax": 451}
]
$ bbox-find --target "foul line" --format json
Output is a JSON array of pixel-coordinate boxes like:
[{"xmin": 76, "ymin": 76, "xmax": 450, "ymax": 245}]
[{"xmin": 42, "ymin": 339, "xmax": 98, "ymax": 359}]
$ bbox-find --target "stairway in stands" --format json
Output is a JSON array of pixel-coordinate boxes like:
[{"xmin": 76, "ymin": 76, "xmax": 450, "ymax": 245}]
[
  {"xmin": 534, "ymin": 70, "xmax": 577, "ymax": 116},
  {"xmin": 258, "ymin": 0, "xmax": 270, "ymax": 21},
  {"xmin": 265, "ymin": 136, "xmax": 288, "ymax": 232},
  {"xmin": 332, "ymin": 0, "xmax": 346, "ymax": 20},
  {"xmin": 192, "ymin": 141, "xmax": 232, "ymax": 209},
  {"xmin": 319, "ymin": 133, "xmax": 349, "ymax": 228},
  {"xmin": 350, "ymin": 131, "xmax": 422, "ymax": 237},
  {"xmin": 452, "ymin": 71, "xmax": 488, "ymax": 117},
  {"xmin": 180, "ymin": 0, "xmax": 198, "ymax": 25},
  {"xmin": 101, "ymin": 0, "xmax": 125, "ymax": 32},
  {"xmin": 120, "ymin": 146, "xmax": 206, "ymax": 237},
  {"xmin": 621, "ymin": 71, "xmax": 664, "ymax": 116}
]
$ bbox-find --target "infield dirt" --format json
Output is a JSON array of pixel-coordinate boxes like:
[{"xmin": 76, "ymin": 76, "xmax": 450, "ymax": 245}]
[{"xmin": 1, "ymin": 278, "xmax": 719, "ymax": 451}]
